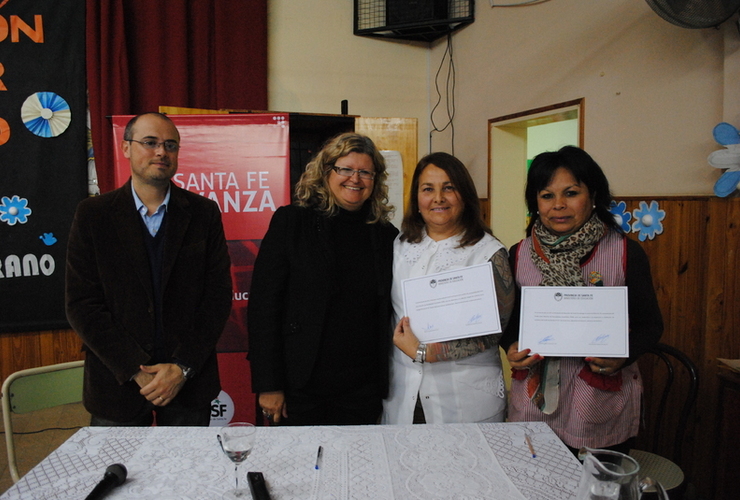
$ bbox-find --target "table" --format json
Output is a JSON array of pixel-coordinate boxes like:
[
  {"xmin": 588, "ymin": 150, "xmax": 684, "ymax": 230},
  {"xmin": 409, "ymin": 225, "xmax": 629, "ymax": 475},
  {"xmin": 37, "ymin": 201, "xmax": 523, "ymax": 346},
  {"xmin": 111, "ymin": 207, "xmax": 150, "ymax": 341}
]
[{"xmin": 1, "ymin": 422, "xmax": 582, "ymax": 500}]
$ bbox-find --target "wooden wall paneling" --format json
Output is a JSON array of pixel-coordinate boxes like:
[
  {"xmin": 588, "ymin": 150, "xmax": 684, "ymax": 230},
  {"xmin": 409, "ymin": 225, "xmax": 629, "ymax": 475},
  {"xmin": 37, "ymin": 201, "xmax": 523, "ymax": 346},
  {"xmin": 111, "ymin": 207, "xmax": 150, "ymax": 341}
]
[
  {"xmin": 5, "ymin": 331, "xmax": 38, "ymax": 380},
  {"xmin": 620, "ymin": 197, "xmax": 709, "ymax": 487},
  {"xmin": 0, "ymin": 329, "xmax": 82, "ymax": 383},
  {"xmin": 355, "ymin": 117, "xmax": 418, "ymax": 211},
  {"xmin": 616, "ymin": 196, "xmax": 740, "ymax": 497},
  {"xmin": 159, "ymin": 106, "xmax": 231, "ymax": 115},
  {"xmin": 677, "ymin": 198, "xmax": 708, "ymax": 481},
  {"xmin": 46, "ymin": 329, "xmax": 83, "ymax": 366},
  {"xmin": 1, "ymin": 332, "xmax": 42, "ymax": 382},
  {"xmin": 706, "ymin": 198, "xmax": 740, "ymax": 353},
  {"xmin": 38, "ymin": 330, "xmax": 56, "ymax": 366},
  {"xmin": 0, "ymin": 333, "xmax": 15, "ymax": 378},
  {"xmin": 703, "ymin": 197, "xmax": 740, "ymax": 498}
]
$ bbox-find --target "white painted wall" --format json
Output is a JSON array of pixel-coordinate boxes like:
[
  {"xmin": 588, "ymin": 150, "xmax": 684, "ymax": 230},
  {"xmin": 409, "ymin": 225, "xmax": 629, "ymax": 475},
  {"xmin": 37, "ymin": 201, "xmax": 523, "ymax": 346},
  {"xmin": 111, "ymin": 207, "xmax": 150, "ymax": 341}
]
[
  {"xmin": 431, "ymin": 1, "xmax": 725, "ymax": 196},
  {"xmin": 269, "ymin": 1, "xmax": 731, "ymax": 197},
  {"xmin": 267, "ymin": 1, "xmax": 429, "ymax": 136}
]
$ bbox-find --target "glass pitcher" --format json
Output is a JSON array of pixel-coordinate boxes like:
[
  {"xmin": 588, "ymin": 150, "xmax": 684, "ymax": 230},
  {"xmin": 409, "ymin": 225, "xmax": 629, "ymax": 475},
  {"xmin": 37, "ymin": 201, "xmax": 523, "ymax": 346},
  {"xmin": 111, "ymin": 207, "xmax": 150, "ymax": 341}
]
[{"xmin": 576, "ymin": 447, "xmax": 668, "ymax": 500}]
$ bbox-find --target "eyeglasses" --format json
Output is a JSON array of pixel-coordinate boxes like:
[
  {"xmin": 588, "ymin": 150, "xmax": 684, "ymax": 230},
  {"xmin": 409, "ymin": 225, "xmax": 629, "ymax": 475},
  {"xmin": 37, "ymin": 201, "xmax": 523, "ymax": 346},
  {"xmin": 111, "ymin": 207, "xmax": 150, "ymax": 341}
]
[
  {"xmin": 332, "ymin": 166, "xmax": 375, "ymax": 180},
  {"xmin": 127, "ymin": 139, "xmax": 180, "ymax": 153}
]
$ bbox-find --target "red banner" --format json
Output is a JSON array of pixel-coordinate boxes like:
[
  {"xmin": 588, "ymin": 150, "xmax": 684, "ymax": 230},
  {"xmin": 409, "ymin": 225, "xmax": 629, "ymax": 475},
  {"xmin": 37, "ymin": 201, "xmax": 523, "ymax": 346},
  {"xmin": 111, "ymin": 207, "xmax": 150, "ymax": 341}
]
[{"xmin": 111, "ymin": 114, "xmax": 291, "ymax": 424}]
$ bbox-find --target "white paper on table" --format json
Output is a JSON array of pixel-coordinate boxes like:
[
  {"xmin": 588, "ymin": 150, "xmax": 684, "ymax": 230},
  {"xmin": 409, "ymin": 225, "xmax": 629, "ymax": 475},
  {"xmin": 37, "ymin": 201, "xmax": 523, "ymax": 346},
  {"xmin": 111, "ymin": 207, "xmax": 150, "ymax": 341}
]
[
  {"xmin": 401, "ymin": 262, "xmax": 501, "ymax": 343},
  {"xmin": 518, "ymin": 286, "xmax": 629, "ymax": 357}
]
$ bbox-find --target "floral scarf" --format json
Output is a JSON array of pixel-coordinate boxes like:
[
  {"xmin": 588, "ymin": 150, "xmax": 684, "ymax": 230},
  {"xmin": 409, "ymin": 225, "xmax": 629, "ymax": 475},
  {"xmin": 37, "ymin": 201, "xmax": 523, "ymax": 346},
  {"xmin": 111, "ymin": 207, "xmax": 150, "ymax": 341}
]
[
  {"xmin": 524, "ymin": 213, "xmax": 607, "ymax": 414},
  {"xmin": 531, "ymin": 213, "xmax": 606, "ymax": 287}
]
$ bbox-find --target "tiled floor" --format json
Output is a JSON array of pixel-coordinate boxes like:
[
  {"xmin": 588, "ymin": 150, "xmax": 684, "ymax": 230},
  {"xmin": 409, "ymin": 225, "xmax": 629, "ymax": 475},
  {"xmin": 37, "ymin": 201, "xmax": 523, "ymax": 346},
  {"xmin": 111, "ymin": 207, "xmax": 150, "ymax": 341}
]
[{"xmin": 0, "ymin": 402, "xmax": 90, "ymax": 495}]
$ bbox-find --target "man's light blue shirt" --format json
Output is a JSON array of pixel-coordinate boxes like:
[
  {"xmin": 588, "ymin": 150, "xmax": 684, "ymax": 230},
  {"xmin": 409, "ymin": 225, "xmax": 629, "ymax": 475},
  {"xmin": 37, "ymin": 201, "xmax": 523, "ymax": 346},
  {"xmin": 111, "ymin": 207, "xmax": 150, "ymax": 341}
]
[{"xmin": 132, "ymin": 186, "xmax": 171, "ymax": 236}]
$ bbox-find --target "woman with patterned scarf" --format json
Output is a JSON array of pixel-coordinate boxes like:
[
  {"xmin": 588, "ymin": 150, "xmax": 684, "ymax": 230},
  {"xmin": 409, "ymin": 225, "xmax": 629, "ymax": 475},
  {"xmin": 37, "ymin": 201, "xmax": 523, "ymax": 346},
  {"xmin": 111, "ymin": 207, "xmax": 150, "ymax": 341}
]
[{"xmin": 500, "ymin": 146, "xmax": 663, "ymax": 455}]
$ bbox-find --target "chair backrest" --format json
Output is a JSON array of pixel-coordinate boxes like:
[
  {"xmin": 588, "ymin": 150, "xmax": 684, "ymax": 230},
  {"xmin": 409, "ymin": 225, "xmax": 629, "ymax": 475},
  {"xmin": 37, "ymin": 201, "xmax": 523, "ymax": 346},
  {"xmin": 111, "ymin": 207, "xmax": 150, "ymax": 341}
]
[
  {"xmin": 1, "ymin": 360, "xmax": 84, "ymax": 483},
  {"xmin": 640, "ymin": 343, "xmax": 699, "ymax": 465}
]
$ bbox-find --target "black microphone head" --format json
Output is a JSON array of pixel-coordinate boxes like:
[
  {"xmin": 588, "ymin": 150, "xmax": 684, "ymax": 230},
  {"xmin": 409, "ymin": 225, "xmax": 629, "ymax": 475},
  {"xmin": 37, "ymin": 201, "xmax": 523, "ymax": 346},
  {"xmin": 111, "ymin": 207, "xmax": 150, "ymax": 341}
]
[{"xmin": 104, "ymin": 464, "xmax": 127, "ymax": 486}]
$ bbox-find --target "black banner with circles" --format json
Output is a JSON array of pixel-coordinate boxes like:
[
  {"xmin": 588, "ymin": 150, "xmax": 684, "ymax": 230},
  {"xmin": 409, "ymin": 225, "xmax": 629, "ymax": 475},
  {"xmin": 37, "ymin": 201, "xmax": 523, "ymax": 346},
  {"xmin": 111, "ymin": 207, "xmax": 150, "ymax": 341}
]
[{"xmin": 0, "ymin": 1, "xmax": 87, "ymax": 332}]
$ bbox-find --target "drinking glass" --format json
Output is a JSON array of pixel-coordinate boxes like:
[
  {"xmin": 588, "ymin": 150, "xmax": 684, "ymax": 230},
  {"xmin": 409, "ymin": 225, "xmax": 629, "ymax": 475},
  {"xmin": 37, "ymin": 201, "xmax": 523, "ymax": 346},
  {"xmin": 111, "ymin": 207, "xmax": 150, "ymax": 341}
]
[{"xmin": 219, "ymin": 422, "xmax": 256, "ymax": 499}]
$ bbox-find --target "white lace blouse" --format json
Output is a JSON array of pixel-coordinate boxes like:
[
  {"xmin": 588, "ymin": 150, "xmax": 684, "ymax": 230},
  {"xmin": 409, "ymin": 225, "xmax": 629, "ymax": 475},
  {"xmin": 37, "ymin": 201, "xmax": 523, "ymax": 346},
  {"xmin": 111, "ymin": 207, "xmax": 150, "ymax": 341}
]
[{"xmin": 382, "ymin": 231, "xmax": 508, "ymax": 425}]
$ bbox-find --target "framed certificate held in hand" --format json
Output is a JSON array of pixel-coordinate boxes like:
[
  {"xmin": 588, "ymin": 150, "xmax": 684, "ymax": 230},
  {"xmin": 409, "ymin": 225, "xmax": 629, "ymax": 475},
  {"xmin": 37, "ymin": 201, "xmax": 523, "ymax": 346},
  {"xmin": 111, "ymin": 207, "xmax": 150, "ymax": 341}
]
[
  {"xmin": 518, "ymin": 286, "xmax": 629, "ymax": 358},
  {"xmin": 401, "ymin": 262, "xmax": 501, "ymax": 343}
]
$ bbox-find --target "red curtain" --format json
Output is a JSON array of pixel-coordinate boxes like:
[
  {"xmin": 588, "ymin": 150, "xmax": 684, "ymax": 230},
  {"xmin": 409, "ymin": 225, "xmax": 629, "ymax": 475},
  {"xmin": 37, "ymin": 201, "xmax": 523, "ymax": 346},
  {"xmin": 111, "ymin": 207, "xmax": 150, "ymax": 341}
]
[{"xmin": 86, "ymin": 0, "xmax": 268, "ymax": 193}]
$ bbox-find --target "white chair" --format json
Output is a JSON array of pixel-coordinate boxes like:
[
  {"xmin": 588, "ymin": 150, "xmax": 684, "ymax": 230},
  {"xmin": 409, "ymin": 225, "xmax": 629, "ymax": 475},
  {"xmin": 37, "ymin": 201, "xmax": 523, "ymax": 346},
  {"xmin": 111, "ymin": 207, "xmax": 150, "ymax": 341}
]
[{"xmin": 1, "ymin": 360, "xmax": 84, "ymax": 483}]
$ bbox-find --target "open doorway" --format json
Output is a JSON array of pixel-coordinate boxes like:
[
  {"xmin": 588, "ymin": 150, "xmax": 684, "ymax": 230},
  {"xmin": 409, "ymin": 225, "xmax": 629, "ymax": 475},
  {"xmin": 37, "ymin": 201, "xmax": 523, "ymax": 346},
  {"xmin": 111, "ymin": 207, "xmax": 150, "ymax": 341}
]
[{"xmin": 488, "ymin": 99, "xmax": 583, "ymax": 248}]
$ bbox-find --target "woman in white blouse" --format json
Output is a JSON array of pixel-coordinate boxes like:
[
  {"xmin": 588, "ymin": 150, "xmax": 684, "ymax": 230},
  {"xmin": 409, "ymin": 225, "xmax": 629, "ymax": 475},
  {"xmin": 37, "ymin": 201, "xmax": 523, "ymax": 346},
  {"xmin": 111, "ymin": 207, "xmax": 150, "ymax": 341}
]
[{"xmin": 382, "ymin": 152, "xmax": 515, "ymax": 424}]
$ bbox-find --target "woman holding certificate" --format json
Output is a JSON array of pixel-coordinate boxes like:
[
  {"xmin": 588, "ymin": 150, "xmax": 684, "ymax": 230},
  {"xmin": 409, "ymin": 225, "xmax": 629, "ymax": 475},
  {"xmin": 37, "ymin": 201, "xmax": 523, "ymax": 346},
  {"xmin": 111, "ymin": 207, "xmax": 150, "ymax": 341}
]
[
  {"xmin": 501, "ymin": 146, "xmax": 663, "ymax": 454},
  {"xmin": 248, "ymin": 133, "xmax": 398, "ymax": 426},
  {"xmin": 382, "ymin": 152, "xmax": 515, "ymax": 425}
]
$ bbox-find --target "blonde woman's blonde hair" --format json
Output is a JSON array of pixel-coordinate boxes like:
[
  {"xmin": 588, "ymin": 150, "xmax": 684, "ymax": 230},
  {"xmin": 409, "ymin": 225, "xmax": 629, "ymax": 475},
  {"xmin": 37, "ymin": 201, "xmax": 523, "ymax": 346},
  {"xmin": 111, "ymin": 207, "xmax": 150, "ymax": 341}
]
[{"xmin": 294, "ymin": 132, "xmax": 394, "ymax": 224}]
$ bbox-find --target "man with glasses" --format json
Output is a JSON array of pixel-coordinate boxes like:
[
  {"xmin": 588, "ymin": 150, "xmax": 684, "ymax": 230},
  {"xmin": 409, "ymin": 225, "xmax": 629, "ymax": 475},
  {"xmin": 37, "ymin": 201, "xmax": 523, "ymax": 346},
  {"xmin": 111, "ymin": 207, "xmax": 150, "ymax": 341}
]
[{"xmin": 66, "ymin": 112, "xmax": 232, "ymax": 426}]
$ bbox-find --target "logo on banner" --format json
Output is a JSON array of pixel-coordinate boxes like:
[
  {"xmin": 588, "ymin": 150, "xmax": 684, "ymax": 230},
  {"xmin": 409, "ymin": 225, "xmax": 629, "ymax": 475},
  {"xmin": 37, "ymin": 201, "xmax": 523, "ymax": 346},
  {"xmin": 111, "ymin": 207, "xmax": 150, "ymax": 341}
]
[{"xmin": 210, "ymin": 390, "xmax": 235, "ymax": 427}]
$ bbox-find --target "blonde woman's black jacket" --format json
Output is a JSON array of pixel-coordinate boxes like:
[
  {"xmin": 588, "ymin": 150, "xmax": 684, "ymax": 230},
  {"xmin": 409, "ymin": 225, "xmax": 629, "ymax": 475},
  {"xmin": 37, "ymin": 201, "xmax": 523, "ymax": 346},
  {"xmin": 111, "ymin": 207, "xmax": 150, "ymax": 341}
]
[{"xmin": 247, "ymin": 204, "xmax": 398, "ymax": 397}]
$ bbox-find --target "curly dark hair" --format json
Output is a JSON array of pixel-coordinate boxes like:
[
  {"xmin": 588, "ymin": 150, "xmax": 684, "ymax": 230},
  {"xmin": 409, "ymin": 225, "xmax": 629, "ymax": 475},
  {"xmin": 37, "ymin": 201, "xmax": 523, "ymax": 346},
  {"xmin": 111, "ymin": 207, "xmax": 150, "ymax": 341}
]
[{"xmin": 524, "ymin": 145, "xmax": 621, "ymax": 235}]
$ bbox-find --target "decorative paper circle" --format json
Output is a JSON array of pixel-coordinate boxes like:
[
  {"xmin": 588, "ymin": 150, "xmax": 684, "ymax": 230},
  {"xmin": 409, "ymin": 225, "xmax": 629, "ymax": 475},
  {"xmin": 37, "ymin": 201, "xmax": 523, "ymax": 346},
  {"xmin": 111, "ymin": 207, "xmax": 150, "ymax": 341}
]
[
  {"xmin": 21, "ymin": 92, "xmax": 72, "ymax": 138},
  {"xmin": 0, "ymin": 117, "xmax": 10, "ymax": 146}
]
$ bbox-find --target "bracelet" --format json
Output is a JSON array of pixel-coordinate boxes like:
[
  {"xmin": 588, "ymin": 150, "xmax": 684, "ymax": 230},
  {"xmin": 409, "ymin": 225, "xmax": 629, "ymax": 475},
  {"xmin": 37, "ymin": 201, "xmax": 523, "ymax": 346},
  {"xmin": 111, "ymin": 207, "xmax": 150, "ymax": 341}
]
[{"xmin": 413, "ymin": 343, "xmax": 427, "ymax": 364}]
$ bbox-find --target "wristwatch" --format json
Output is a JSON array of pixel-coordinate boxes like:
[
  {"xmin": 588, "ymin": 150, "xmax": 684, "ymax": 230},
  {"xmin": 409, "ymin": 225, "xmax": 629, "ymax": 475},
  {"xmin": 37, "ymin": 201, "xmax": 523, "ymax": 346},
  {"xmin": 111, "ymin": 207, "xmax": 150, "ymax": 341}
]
[
  {"xmin": 176, "ymin": 363, "xmax": 194, "ymax": 380},
  {"xmin": 413, "ymin": 343, "xmax": 427, "ymax": 364}
]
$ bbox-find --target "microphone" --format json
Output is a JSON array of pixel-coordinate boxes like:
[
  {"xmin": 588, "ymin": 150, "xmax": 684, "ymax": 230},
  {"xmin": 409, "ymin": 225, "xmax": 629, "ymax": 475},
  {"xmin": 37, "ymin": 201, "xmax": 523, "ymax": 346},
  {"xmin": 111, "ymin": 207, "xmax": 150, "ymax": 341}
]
[{"xmin": 84, "ymin": 463, "xmax": 127, "ymax": 500}]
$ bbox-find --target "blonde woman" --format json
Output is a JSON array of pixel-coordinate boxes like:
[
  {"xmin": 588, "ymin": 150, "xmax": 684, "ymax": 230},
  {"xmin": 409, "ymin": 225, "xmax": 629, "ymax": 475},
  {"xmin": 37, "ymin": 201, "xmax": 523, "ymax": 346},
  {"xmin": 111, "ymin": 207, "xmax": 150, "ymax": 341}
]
[{"xmin": 248, "ymin": 133, "xmax": 398, "ymax": 425}]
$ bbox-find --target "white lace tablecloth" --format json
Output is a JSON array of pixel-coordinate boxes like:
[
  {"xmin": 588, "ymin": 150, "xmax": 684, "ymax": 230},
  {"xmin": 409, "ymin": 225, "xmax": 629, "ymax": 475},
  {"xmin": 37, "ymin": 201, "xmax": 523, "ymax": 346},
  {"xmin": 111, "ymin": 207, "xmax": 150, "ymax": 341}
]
[{"xmin": 1, "ymin": 422, "xmax": 581, "ymax": 500}]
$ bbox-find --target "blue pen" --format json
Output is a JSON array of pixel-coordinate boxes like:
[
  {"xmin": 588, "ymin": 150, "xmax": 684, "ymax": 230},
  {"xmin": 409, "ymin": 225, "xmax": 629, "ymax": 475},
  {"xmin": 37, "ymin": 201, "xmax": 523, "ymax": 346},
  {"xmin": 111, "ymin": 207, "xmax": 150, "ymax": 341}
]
[{"xmin": 315, "ymin": 446, "xmax": 323, "ymax": 470}]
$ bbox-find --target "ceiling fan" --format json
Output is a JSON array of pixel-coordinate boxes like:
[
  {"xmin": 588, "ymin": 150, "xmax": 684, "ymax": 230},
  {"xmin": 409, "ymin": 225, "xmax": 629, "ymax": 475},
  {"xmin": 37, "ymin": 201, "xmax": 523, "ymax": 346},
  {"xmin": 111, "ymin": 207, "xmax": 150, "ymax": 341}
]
[{"xmin": 645, "ymin": 0, "xmax": 740, "ymax": 28}]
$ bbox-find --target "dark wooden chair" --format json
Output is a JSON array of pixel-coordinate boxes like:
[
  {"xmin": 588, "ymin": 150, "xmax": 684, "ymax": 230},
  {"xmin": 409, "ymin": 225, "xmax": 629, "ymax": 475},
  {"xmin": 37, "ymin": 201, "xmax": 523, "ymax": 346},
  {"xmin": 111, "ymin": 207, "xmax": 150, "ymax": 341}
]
[{"xmin": 630, "ymin": 343, "xmax": 699, "ymax": 499}]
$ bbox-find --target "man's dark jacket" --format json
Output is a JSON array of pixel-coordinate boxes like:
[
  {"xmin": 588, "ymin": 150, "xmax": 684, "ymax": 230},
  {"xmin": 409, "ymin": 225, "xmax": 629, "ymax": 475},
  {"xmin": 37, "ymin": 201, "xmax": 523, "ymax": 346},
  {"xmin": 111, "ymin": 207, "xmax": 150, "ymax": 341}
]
[{"xmin": 65, "ymin": 180, "xmax": 232, "ymax": 421}]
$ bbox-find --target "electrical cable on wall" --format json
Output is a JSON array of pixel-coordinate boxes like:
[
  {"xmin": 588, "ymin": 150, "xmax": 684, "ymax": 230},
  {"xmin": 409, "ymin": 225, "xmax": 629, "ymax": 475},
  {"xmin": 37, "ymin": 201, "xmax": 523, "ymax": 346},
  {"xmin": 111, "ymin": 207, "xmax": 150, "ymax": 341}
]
[
  {"xmin": 429, "ymin": 32, "xmax": 456, "ymax": 154},
  {"xmin": 1, "ymin": 426, "xmax": 82, "ymax": 435},
  {"xmin": 489, "ymin": 0, "xmax": 550, "ymax": 7}
]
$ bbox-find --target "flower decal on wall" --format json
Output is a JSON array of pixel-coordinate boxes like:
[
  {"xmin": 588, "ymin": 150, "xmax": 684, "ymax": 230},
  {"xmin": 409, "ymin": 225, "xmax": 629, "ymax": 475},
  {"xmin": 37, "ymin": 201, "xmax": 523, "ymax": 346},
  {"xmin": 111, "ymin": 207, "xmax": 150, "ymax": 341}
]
[
  {"xmin": 609, "ymin": 201, "xmax": 632, "ymax": 233},
  {"xmin": 707, "ymin": 122, "xmax": 740, "ymax": 197},
  {"xmin": 0, "ymin": 195, "xmax": 32, "ymax": 226},
  {"xmin": 631, "ymin": 200, "xmax": 665, "ymax": 241}
]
